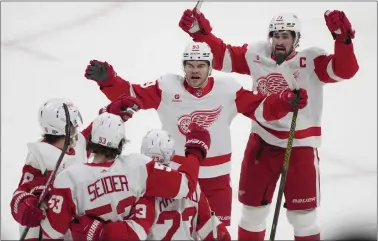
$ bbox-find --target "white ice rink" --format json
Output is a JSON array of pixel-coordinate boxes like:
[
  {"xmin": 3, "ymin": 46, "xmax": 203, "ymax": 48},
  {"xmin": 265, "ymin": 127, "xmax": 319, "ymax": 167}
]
[{"xmin": 1, "ymin": 2, "xmax": 377, "ymax": 240}]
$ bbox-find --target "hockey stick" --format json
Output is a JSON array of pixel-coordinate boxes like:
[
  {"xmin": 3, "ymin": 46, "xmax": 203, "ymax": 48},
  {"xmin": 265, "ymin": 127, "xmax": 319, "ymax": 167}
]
[
  {"xmin": 20, "ymin": 103, "xmax": 71, "ymax": 241},
  {"xmin": 269, "ymin": 65, "xmax": 300, "ymax": 241},
  {"xmin": 189, "ymin": 0, "xmax": 204, "ymax": 33},
  {"xmin": 210, "ymin": 211, "xmax": 218, "ymax": 241}
]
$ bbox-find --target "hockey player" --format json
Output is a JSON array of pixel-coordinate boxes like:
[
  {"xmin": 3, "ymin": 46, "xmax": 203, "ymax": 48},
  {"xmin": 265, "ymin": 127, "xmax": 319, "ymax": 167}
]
[
  {"xmin": 83, "ymin": 42, "xmax": 309, "ymax": 226},
  {"xmin": 40, "ymin": 112, "xmax": 211, "ymax": 240},
  {"xmin": 179, "ymin": 8, "xmax": 359, "ymax": 240},
  {"xmin": 140, "ymin": 129, "xmax": 231, "ymax": 240},
  {"xmin": 10, "ymin": 95, "xmax": 142, "ymax": 240}
]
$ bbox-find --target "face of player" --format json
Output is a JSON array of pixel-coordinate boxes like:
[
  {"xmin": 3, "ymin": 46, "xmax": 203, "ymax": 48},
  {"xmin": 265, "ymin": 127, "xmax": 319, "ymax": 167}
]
[
  {"xmin": 271, "ymin": 31, "xmax": 295, "ymax": 62},
  {"xmin": 184, "ymin": 60, "xmax": 211, "ymax": 88}
]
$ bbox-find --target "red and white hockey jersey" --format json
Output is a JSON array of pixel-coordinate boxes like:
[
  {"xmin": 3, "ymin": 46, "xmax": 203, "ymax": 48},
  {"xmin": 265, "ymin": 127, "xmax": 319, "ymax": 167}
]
[
  {"xmin": 98, "ymin": 74, "xmax": 291, "ymax": 178},
  {"xmin": 41, "ymin": 153, "xmax": 200, "ymax": 240},
  {"xmin": 147, "ymin": 184, "xmax": 222, "ymax": 241},
  {"xmin": 192, "ymin": 33, "xmax": 359, "ymax": 148},
  {"xmin": 12, "ymin": 131, "xmax": 89, "ymax": 240}
]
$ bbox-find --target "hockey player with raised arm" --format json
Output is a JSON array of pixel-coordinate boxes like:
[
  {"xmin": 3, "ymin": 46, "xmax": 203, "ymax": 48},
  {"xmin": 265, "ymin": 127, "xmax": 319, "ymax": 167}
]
[
  {"xmin": 83, "ymin": 42, "xmax": 309, "ymax": 226},
  {"xmin": 10, "ymin": 95, "xmax": 142, "ymax": 240},
  {"xmin": 140, "ymin": 129, "xmax": 230, "ymax": 241},
  {"xmin": 179, "ymin": 8, "xmax": 359, "ymax": 241},
  {"xmin": 40, "ymin": 112, "xmax": 211, "ymax": 240}
]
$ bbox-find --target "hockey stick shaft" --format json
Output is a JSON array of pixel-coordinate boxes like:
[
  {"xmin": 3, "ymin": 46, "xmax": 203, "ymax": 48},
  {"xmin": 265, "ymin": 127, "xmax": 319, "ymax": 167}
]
[
  {"xmin": 210, "ymin": 211, "xmax": 218, "ymax": 241},
  {"xmin": 20, "ymin": 103, "xmax": 71, "ymax": 241},
  {"xmin": 269, "ymin": 91, "xmax": 300, "ymax": 241}
]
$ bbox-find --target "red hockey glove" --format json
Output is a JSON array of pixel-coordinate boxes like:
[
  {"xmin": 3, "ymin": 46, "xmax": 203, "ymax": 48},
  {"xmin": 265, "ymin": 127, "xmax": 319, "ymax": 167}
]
[
  {"xmin": 184, "ymin": 123, "xmax": 211, "ymax": 161},
  {"xmin": 279, "ymin": 88, "xmax": 308, "ymax": 111},
  {"xmin": 324, "ymin": 10, "xmax": 355, "ymax": 44},
  {"xmin": 99, "ymin": 95, "xmax": 143, "ymax": 121},
  {"xmin": 179, "ymin": 9, "xmax": 212, "ymax": 35},
  {"xmin": 10, "ymin": 192, "xmax": 45, "ymax": 227},
  {"xmin": 85, "ymin": 60, "xmax": 117, "ymax": 87},
  {"xmin": 70, "ymin": 215, "xmax": 106, "ymax": 241}
]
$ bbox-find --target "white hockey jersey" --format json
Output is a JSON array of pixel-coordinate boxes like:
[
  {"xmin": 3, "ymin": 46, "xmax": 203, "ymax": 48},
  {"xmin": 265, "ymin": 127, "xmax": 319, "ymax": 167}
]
[
  {"xmin": 192, "ymin": 33, "xmax": 359, "ymax": 148},
  {"xmin": 41, "ymin": 153, "xmax": 201, "ymax": 240},
  {"xmin": 147, "ymin": 184, "xmax": 221, "ymax": 241},
  {"xmin": 14, "ymin": 133, "xmax": 88, "ymax": 240},
  {"xmin": 98, "ymin": 74, "xmax": 282, "ymax": 178}
]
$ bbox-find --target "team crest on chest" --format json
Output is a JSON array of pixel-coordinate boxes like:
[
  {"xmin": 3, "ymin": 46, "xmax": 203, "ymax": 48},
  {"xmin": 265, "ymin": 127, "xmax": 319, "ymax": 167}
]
[
  {"xmin": 177, "ymin": 106, "xmax": 223, "ymax": 135},
  {"xmin": 256, "ymin": 73, "xmax": 288, "ymax": 95},
  {"xmin": 256, "ymin": 71, "xmax": 300, "ymax": 95}
]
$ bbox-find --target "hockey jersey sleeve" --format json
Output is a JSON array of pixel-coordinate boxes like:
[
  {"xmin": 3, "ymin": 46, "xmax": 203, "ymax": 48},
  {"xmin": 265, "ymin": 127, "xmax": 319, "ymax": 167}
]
[
  {"xmin": 313, "ymin": 41, "xmax": 359, "ymax": 83},
  {"xmin": 143, "ymin": 154, "xmax": 200, "ymax": 199},
  {"xmin": 192, "ymin": 32, "xmax": 251, "ymax": 75},
  {"xmin": 99, "ymin": 196, "xmax": 156, "ymax": 241},
  {"xmin": 99, "ymin": 75, "xmax": 162, "ymax": 110},
  {"xmin": 40, "ymin": 171, "xmax": 78, "ymax": 239},
  {"xmin": 235, "ymin": 88, "xmax": 292, "ymax": 122}
]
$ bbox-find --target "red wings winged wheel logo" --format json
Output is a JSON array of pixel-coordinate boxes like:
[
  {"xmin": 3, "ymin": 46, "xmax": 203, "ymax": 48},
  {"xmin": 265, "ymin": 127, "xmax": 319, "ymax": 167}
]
[{"xmin": 177, "ymin": 106, "xmax": 223, "ymax": 135}]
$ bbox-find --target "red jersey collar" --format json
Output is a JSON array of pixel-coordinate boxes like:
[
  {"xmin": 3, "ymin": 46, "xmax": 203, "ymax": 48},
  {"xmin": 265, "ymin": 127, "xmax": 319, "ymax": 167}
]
[{"xmin": 184, "ymin": 77, "xmax": 214, "ymax": 98}]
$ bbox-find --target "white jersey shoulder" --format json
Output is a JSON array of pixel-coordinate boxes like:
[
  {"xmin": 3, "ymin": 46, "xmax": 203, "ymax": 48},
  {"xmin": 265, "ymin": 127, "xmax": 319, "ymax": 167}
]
[{"xmin": 25, "ymin": 132, "xmax": 87, "ymax": 174}]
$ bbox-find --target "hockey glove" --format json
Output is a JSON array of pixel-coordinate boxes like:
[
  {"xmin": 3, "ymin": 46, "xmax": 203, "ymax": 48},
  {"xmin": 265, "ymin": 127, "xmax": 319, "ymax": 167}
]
[
  {"xmin": 70, "ymin": 215, "xmax": 105, "ymax": 241},
  {"xmin": 324, "ymin": 10, "xmax": 355, "ymax": 44},
  {"xmin": 279, "ymin": 88, "xmax": 308, "ymax": 111},
  {"xmin": 85, "ymin": 60, "xmax": 116, "ymax": 87},
  {"xmin": 179, "ymin": 9, "xmax": 212, "ymax": 35},
  {"xmin": 10, "ymin": 191, "xmax": 45, "ymax": 227},
  {"xmin": 99, "ymin": 95, "xmax": 143, "ymax": 121},
  {"xmin": 184, "ymin": 123, "xmax": 211, "ymax": 161}
]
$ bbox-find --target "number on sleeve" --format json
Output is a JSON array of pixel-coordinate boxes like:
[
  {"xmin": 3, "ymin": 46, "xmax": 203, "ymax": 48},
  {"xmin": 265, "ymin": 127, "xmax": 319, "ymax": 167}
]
[{"xmin": 48, "ymin": 195, "xmax": 64, "ymax": 214}]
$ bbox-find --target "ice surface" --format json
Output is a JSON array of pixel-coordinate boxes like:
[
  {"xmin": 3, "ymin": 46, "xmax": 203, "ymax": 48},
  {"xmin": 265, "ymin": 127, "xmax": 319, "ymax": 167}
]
[{"xmin": 1, "ymin": 2, "xmax": 377, "ymax": 240}]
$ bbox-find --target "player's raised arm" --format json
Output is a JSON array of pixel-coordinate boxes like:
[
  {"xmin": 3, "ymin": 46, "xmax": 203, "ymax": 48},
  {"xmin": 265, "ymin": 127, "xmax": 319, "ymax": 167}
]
[
  {"xmin": 144, "ymin": 123, "xmax": 211, "ymax": 199},
  {"xmin": 179, "ymin": 9, "xmax": 250, "ymax": 75},
  {"xmin": 235, "ymin": 86, "xmax": 308, "ymax": 121},
  {"xmin": 313, "ymin": 10, "xmax": 359, "ymax": 83},
  {"xmin": 84, "ymin": 60, "xmax": 162, "ymax": 109}
]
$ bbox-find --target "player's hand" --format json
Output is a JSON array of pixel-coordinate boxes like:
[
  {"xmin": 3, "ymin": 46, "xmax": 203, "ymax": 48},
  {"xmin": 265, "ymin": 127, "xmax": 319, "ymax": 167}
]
[
  {"xmin": 99, "ymin": 94, "xmax": 143, "ymax": 121},
  {"xmin": 324, "ymin": 10, "xmax": 355, "ymax": 43},
  {"xmin": 85, "ymin": 60, "xmax": 117, "ymax": 86},
  {"xmin": 179, "ymin": 8, "xmax": 212, "ymax": 35},
  {"xmin": 70, "ymin": 215, "xmax": 105, "ymax": 241},
  {"xmin": 10, "ymin": 192, "xmax": 45, "ymax": 227},
  {"xmin": 184, "ymin": 123, "xmax": 211, "ymax": 161},
  {"xmin": 279, "ymin": 88, "xmax": 308, "ymax": 111}
]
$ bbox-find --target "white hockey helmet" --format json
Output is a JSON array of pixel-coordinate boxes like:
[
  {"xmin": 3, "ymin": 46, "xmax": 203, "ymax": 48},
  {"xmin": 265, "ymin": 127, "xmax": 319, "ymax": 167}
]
[
  {"xmin": 140, "ymin": 129, "xmax": 175, "ymax": 166},
  {"xmin": 268, "ymin": 13, "xmax": 302, "ymax": 48},
  {"xmin": 91, "ymin": 112, "xmax": 126, "ymax": 149},
  {"xmin": 38, "ymin": 98, "xmax": 83, "ymax": 136},
  {"xmin": 182, "ymin": 42, "xmax": 214, "ymax": 69}
]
